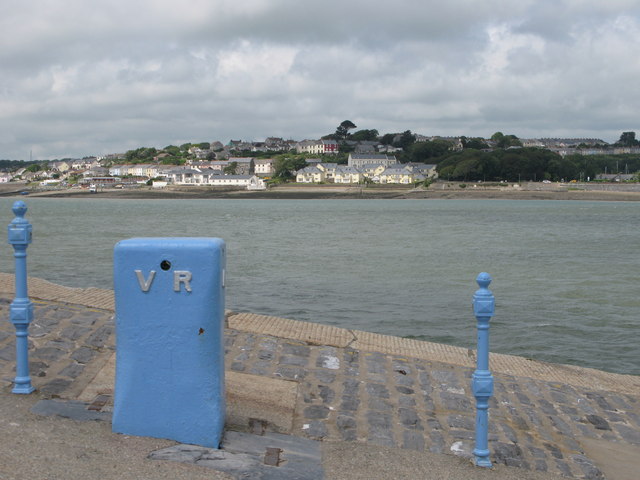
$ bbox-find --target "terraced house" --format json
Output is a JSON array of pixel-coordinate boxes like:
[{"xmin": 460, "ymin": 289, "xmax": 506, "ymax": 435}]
[
  {"xmin": 296, "ymin": 163, "xmax": 340, "ymax": 183},
  {"xmin": 334, "ymin": 166, "xmax": 363, "ymax": 184},
  {"xmin": 295, "ymin": 139, "xmax": 339, "ymax": 155},
  {"xmin": 295, "ymin": 161, "xmax": 438, "ymax": 185},
  {"xmin": 378, "ymin": 165, "xmax": 423, "ymax": 184},
  {"xmin": 296, "ymin": 166, "xmax": 325, "ymax": 183}
]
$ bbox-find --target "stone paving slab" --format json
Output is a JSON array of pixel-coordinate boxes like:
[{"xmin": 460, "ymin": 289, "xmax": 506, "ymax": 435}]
[
  {"xmin": 230, "ymin": 311, "xmax": 640, "ymax": 396},
  {"xmin": 29, "ymin": 400, "xmax": 323, "ymax": 480},
  {"xmin": 1, "ymin": 275, "xmax": 640, "ymax": 479},
  {"xmin": 149, "ymin": 431, "xmax": 324, "ymax": 480},
  {"xmin": 226, "ymin": 371, "xmax": 299, "ymax": 433},
  {"xmin": 223, "ymin": 330, "xmax": 640, "ymax": 479},
  {"xmin": 0, "ymin": 298, "xmax": 115, "ymax": 397},
  {"xmin": 1, "ymin": 272, "xmax": 637, "ymax": 396}
]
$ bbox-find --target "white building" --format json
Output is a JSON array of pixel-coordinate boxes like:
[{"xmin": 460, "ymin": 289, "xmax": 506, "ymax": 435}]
[
  {"xmin": 254, "ymin": 158, "xmax": 276, "ymax": 176},
  {"xmin": 166, "ymin": 168, "xmax": 265, "ymax": 189}
]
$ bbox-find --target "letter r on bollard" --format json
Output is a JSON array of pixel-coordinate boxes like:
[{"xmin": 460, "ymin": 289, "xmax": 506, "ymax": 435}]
[{"xmin": 173, "ymin": 270, "xmax": 192, "ymax": 292}]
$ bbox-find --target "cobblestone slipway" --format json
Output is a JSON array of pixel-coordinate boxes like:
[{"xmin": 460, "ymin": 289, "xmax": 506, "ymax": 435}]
[{"xmin": 0, "ymin": 274, "xmax": 639, "ymax": 479}]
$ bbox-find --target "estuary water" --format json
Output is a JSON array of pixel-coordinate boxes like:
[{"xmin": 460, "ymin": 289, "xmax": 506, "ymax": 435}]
[{"xmin": 0, "ymin": 197, "xmax": 638, "ymax": 376}]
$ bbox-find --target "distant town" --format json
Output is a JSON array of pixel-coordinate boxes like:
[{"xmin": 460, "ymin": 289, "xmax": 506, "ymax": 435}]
[{"xmin": 2, "ymin": 124, "xmax": 640, "ymax": 192}]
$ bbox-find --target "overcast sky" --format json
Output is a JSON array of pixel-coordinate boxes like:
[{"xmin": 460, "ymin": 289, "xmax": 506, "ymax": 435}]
[{"xmin": 1, "ymin": 1, "xmax": 639, "ymax": 159}]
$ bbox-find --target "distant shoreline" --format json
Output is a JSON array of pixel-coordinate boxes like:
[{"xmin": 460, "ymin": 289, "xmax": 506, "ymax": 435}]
[{"xmin": 3, "ymin": 183, "xmax": 640, "ymax": 201}]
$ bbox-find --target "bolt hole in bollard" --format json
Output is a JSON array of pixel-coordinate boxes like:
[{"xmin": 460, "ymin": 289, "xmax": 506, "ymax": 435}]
[
  {"xmin": 472, "ymin": 272, "xmax": 495, "ymax": 468},
  {"xmin": 7, "ymin": 201, "xmax": 35, "ymax": 394}
]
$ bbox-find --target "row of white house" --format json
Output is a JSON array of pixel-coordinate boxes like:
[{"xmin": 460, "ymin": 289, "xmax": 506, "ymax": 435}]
[
  {"xmin": 107, "ymin": 158, "xmax": 260, "ymax": 177},
  {"xmin": 160, "ymin": 168, "xmax": 266, "ymax": 189},
  {"xmin": 296, "ymin": 162, "xmax": 437, "ymax": 184},
  {"xmin": 80, "ymin": 166, "xmax": 266, "ymax": 190},
  {"xmin": 17, "ymin": 152, "xmax": 436, "ymax": 189}
]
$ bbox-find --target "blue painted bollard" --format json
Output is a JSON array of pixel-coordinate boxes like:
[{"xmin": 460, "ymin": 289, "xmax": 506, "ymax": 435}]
[
  {"xmin": 112, "ymin": 238, "xmax": 226, "ymax": 448},
  {"xmin": 472, "ymin": 272, "xmax": 495, "ymax": 468},
  {"xmin": 8, "ymin": 201, "xmax": 35, "ymax": 394}
]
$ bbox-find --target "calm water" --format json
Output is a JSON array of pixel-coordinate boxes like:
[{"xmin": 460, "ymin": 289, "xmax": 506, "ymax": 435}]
[{"xmin": 1, "ymin": 197, "xmax": 638, "ymax": 375}]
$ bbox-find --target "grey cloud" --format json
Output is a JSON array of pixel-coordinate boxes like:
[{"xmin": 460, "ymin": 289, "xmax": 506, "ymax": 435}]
[{"xmin": 1, "ymin": 0, "xmax": 639, "ymax": 159}]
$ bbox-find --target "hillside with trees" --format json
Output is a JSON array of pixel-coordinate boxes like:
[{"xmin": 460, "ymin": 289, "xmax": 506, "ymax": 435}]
[{"xmin": 6, "ymin": 124, "xmax": 639, "ymax": 184}]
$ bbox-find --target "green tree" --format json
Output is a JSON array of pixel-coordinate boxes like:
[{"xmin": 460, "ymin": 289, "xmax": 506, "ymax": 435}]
[
  {"xmin": 394, "ymin": 130, "xmax": 415, "ymax": 150},
  {"xmin": 161, "ymin": 156, "xmax": 185, "ymax": 165},
  {"xmin": 359, "ymin": 176, "xmax": 375, "ymax": 186},
  {"xmin": 490, "ymin": 132, "xmax": 504, "ymax": 144},
  {"xmin": 273, "ymin": 157, "xmax": 307, "ymax": 181},
  {"xmin": 506, "ymin": 135, "xmax": 523, "ymax": 147},
  {"xmin": 491, "ymin": 132, "xmax": 522, "ymax": 148},
  {"xmin": 125, "ymin": 147, "xmax": 157, "ymax": 163},
  {"xmin": 452, "ymin": 157, "xmax": 479, "ymax": 180},
  {"xmin": 380, "ymin": 133, "xmax": 396, "ymax": 145},
  {"xmin": 564, "ymin": 153, "xmax": 640, "ymax": 179},
  {"xmin": 164, "ymin": 145, "xmax": 181, "ymax": 156},
  {"xmin": 26, "ymin": 164, "xmax": 42, "ymax": 173},
  {"xmin": 224, "ymin": 161, "xmax": 238, "ymax": 175},
  {"xmin": 437, "ymin": 148, "xmax": 562, "ymax": 181},
  {"xmin": 437, "ymin": 150, "xmax": 484, "ymax": 180},
  {"xmin": 406, "ymin": 140, "xmax": 451, "ymax": 162},
  {"xmin": 462, "ymin": 137, "xmax": 489, "ymax": 150},
  {"xmin": 0, "ymin": 160, "xmax": 31, "ymax": 169},
  {"xmin": 617, "ymin": 131, "xmax": 639, "ymax": 147},
  {"xmin": 350, "ymin": 129, "xmax": 379, "ymax": 141},
  {"xmin": 199, "ymin": 142, "xmax": 211, "ymax": 150},
  {"xmin": 546, "ymin": 156, "xmax": 579, "ymax": 181},
  {"xmin": 442, "ymin": 149, "xmax": 499, "ymax": 181},
  {"xmin": 335, "ymin": 120, "xmax": 357, "ymax": 140}
]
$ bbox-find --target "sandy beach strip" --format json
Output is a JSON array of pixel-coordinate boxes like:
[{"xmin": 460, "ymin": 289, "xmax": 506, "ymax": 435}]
[{"xmin": 3, "ymin": 183, "xmax": 640, "ymax": 201}]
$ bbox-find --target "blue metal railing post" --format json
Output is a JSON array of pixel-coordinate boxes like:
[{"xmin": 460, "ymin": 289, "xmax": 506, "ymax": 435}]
[
  {"xmin": 472, "ymin": 272, "xmax": 495, "ymax": 467},
  {"xmin": 8, "ymin": 200, "xmax": 35, "ymax": 394}
]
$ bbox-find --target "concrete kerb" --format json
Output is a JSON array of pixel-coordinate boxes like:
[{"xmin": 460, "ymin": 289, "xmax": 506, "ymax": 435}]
[
  {"xmin": 228, "ymin": 312, "xmax": 640, "ymax": 397},
  {"xmin": 0, "ymin": 273, "xmax": 115, "ymax": 311},
  {"xmin": 1, "ymin": 272, "xmax": 638, "ymax": 398}
]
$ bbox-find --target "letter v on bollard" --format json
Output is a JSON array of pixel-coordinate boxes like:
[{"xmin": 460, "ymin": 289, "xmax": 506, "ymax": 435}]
[
  {"xmin": 112, "ymin": 238, "xmax": 226, "ymax": 448},
  {"xmin": 7, "ymin": 200, "xmax": 35, "ymax": 394},
  {"xmin": 472, "ymin": 272, "xmax": 495, "ymax": 467}
]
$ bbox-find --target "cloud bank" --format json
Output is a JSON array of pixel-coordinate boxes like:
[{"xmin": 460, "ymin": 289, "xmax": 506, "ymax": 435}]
[{"xmin": 1, "ymin": 0, "xmax": 639, "ymax": 159}]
